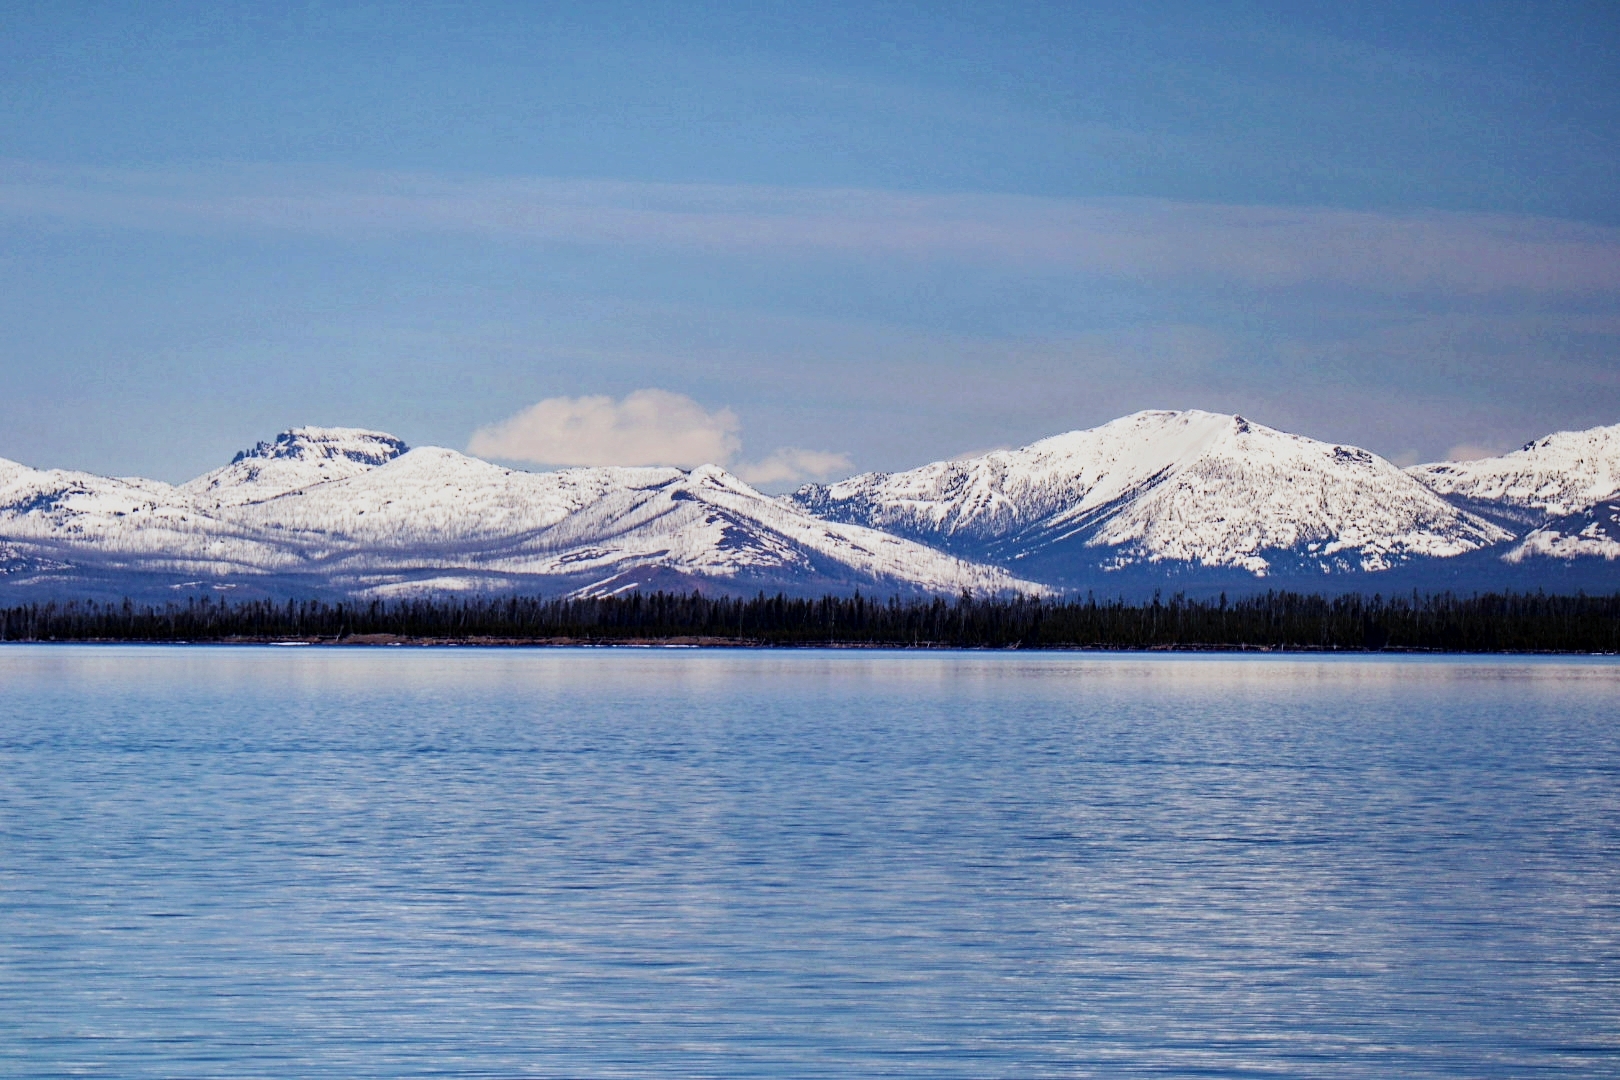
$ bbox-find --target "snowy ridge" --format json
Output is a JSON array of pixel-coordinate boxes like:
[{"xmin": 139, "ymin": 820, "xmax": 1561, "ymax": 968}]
[
  {"xmin": 1409, "ymin": 423, "xmax": 1620, "ymax": 522},
  {"xmin": 0, "ymin": 434, "xmax": 1040, "ymax": 599},
  {"xmin": 794, "ymin": 411, "xmax": 1510, "ymax": 578},
  {"xmin": 214, "ymin": 448, "xmax": 1037, "ymax": 595},
  {"xmin": 0, "ymin": 457, "xmax": 301, "ymax": 576}
]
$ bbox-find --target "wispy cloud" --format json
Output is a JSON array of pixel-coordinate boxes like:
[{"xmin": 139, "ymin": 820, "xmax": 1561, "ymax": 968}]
[
  {"xmin": 733, "ymin": 447, "xmax": 853, "ymax": 486},
  {"xmin": 4, "ymin": 160, "xmax": 1619, "ymax": 295},
  {"xmin": 1444, "ymin": 443, "xmax": 1507, "ymax": 462}
]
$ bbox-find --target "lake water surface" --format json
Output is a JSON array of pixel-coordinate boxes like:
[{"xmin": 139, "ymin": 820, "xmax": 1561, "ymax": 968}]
[{"xmin": 1, "ymin": 646, "xmax": 1617, "ymax": 1078}]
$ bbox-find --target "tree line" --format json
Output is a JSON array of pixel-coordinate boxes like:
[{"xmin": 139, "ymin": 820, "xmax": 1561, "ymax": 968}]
[{"xmin": 1, "ymin": 589, "xmax": 1617, "ymax": 651}]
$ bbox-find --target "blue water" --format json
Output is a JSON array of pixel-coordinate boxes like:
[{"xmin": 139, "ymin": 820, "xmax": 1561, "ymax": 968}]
[{"xmin": 1, "ymin": 647, "xmax": 1618, "ymax": 1078}]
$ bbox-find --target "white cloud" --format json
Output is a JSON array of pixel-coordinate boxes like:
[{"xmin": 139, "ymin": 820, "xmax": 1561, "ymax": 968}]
[
  {"xmin": 468, "ymin": 390, "xmax": 853, "ymax": 484},
  {"xmin": 468, "ymin": 389, "xmax": 740, "ymax": 467},
  {"xmin": 734, "ymin": 447, "xmax": 854, "ymax": 486}
]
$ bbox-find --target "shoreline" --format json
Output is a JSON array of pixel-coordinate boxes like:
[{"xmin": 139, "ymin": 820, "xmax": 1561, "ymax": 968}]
[{"xmin": 1, "ymin": 635, "xmax": 1613, "ymax": 655}]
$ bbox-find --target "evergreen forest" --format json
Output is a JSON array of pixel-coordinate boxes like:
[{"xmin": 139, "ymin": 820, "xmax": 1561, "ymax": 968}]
[{"xmin": 1, "ymin": 590, "xmax": 1618, "ymax": 652}]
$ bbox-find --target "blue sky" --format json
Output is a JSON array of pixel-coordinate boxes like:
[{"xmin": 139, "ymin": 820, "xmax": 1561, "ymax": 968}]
[{"xmin": 2, "ymin": 1, "xmax": 1617, "ymax": 484}]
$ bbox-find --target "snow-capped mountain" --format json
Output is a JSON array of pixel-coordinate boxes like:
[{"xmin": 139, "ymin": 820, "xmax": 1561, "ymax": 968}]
[
  {"xmin": 5, "ymin": 413, "xmax": 1617, "ymax": 603},
  {"xmin": 1408, "ymin": 422, "xmax": 1620, "ymax": 528},
  {"xmin": 0, "ymin": 430, "xmax": 1040, "ymax": 601},
  {"xmin": 793, "ymin": 410, "xmax": 1512, "ymax": 588}
]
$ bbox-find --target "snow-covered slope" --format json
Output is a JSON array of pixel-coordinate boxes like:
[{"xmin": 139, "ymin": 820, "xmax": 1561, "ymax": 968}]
[
  {"xmin": 1409, "ymin": 423, "xmax": 1620, "ymax": 527},
  {"xmin": 793, "ymin": 410, "xmax": 1510, "ymax": 585},
  {"xmin": 0, "ymin": 455, "xmax": 291, "ymax": 575},
  {"xmin": 0, "ymin": 432, "xmax": 1040, "ymax": 600},
  {"xmin": 1503, "ymin": 503, "xmax": 1620, "ymax": 564}
]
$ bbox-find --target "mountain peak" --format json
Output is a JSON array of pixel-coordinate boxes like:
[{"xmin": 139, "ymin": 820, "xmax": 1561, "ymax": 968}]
[
  {"xmin": 185, "ymin": 427, "xmax": 411, "ymax": 508},
  {"xmin": 229, "ymin": 427, "xmax": 408, "ymax": 467}
]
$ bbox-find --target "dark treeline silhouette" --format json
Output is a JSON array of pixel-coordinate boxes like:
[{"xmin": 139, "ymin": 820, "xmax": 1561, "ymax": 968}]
[{"xmin": 1, "ymin": 590, "xmax": 1618, "ymax": 651}]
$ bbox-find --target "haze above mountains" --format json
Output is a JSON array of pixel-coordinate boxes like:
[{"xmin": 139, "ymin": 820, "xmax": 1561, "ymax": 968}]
[{"xmin": 2, "ymin": 410, "xmax": 1616, "ymax": 603}]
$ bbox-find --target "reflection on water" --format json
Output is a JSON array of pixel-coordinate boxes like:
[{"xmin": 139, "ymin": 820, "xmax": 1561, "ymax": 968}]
[{"xmin": 2, "ymin": 647, "xmax": 1617, "ymax": 1077}]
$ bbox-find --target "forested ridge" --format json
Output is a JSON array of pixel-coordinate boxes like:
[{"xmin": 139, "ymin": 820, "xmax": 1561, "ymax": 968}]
[{"xmin": 1, "ymin": 590, "xmax": 1618, "ymax": 652}]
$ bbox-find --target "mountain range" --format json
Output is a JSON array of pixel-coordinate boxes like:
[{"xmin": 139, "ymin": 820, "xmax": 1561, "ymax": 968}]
[{"xmin": 2, "ymin": 411, "xmax": 1617, "ymax": 602}]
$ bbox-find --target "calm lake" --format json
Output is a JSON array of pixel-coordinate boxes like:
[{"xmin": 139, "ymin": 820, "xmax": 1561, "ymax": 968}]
[{"xmin": 1, "ymin": 646, "xmax": 1617, "ymax": 1078}]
